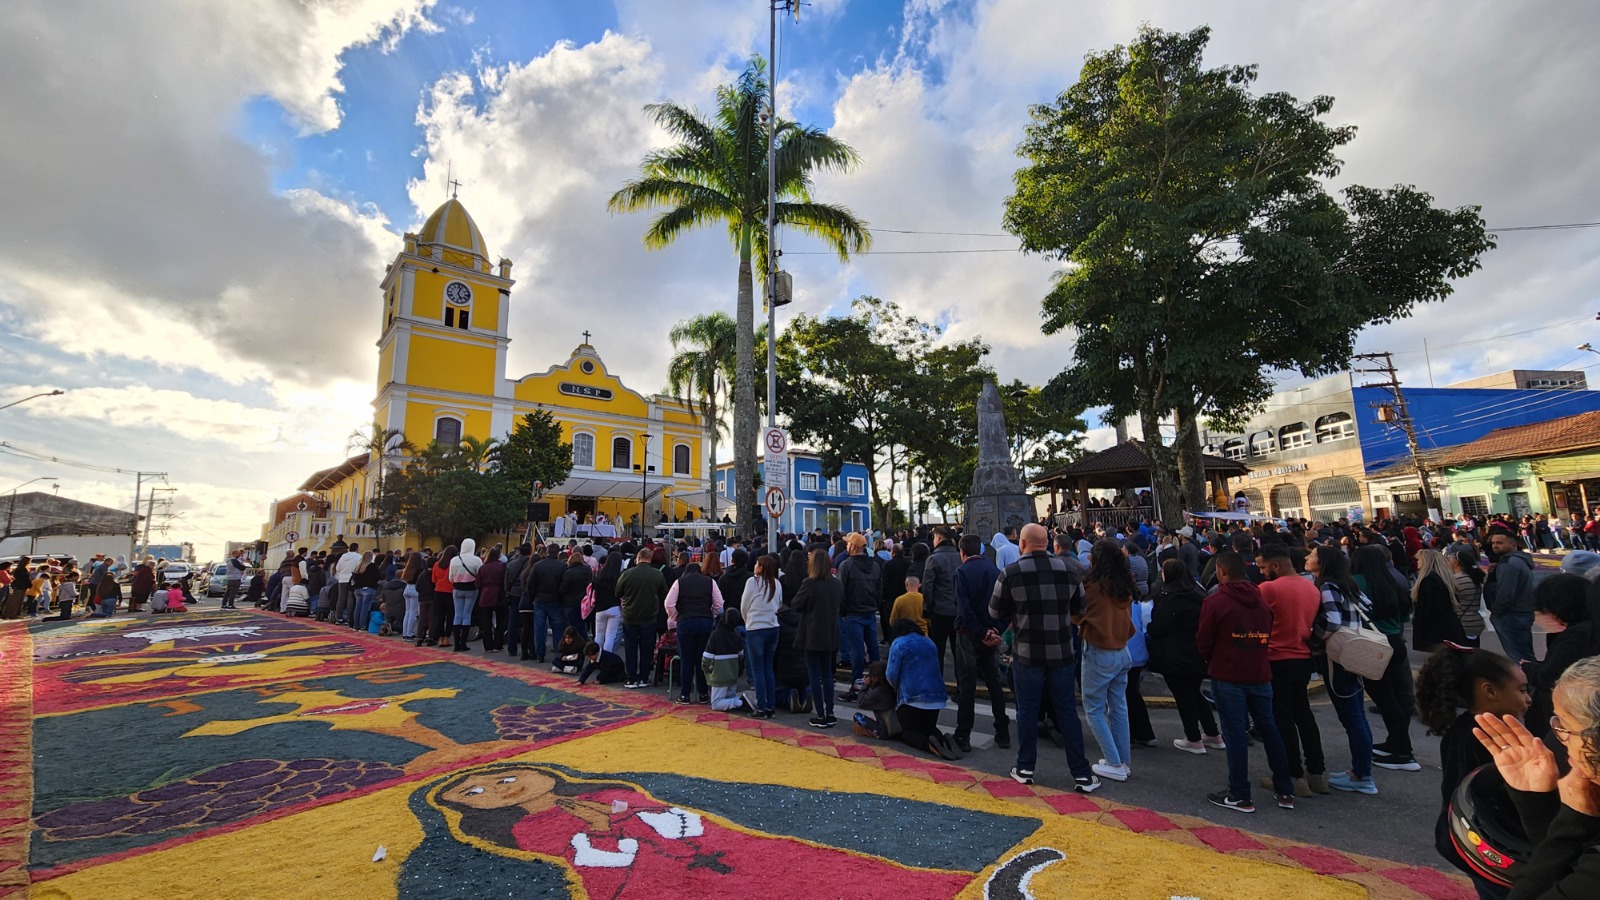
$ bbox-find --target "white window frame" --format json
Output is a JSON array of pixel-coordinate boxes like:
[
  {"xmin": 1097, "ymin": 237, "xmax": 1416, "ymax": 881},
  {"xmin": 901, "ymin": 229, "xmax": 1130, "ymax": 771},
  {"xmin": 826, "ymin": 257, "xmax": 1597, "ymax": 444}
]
[
  {"xmin": 611, "ymin": 436, "xmax": 632, "ymax": 471},
  {"xmin": 802, "ymin": 507, "xmax": 816, "ymax": 532},
  {"xmin": 434, "ymin": 415, "xmax": 464, "ymax": 448},
  {"xmin": 571, "ymin": 432, "xmax": 595, "ymax": 469},
  {"xmin": 850, "ymin": 509, "xmax": 864, "ymax": 531},
  {"xmin": 798, "ymin": 472, "xmax": 819, "ymax": 492},
  {"xmin": 1315, "ymin": 414, "xmax": 1355, "ymax": 444},
  {"xmin": 846, "ymin": 476, "xmax": 864, "ymax": 496},
  {"xmin": 1460, "ymin": 495, "xmax": 1490, "ymax": 518},
  {"xmin": 673, "ymin": 443, "xmax": 691, "ymax": 476},
  {"xmin": 1279, "ymin": 424, "xmax": 1311, "ymax": 451}
]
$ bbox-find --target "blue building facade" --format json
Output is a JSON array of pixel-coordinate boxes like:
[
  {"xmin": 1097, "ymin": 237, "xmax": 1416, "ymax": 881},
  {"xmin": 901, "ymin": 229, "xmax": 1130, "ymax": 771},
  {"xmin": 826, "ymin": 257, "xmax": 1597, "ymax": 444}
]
[{"xmin": 716, "ymin": 453, "xmax": 873, "ymax": 534}]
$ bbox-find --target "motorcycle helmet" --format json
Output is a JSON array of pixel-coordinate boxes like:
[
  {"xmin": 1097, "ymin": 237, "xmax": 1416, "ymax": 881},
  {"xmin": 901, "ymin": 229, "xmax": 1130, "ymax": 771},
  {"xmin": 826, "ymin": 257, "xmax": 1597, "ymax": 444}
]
[{"xmin": 1447, "ymin": 764, "xmax": 1530, "ymax": 887}]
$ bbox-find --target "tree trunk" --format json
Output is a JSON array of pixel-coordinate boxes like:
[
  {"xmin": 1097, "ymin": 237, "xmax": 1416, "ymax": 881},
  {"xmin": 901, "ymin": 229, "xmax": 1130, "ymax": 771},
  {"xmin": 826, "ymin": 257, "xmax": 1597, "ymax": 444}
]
[
  {"xmin": 1174, "ymin": 402, "xmax": 1209, "ymax": 512},
  {"xmin": 1141, "ymin": 408, "xmax": 1184, "ymax": 528},
  {"xmin": 734, "ymin": 239, "xmax": 758, "ymax": 531},
  {"xmin": 705, "ymin": 383, "xmax": 719, "ymax": 523}
]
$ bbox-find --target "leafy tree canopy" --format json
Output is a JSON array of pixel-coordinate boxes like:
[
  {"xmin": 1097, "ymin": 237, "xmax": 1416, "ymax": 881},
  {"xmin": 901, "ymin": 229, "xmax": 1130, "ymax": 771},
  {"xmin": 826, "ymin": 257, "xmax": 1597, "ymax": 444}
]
[
  {"xmin": 490, "ymin": 411, "xmax": 573, "ymax": 499},
  {"xmin": 1003, "ymin": 25, "xmax": 1493, "ymax": 522}
]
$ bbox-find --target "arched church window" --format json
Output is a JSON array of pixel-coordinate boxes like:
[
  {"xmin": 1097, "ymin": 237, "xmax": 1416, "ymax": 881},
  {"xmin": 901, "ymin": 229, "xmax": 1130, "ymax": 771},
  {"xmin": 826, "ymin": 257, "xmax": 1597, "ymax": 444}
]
[
  {"xmin": 612, "ymin": 436, "xmax": 632, "ymax": 471},
  {"xmin": 674, "ymin": 444, "xmax": 691, "ymax": 475},
  {"xmin": 572, "ymin": 433, "xmax": 595, "ymax": 468},
  {"xmin": 434, "ymin": 416, "xmax": 462, "ymax": 448}
]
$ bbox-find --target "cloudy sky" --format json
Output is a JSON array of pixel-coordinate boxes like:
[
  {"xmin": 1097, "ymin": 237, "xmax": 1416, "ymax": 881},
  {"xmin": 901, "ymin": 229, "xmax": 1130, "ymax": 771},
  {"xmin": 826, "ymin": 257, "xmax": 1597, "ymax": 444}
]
[{"xmin": 2, "ymin": 0, "xmax": 1597, "ymax": 557}]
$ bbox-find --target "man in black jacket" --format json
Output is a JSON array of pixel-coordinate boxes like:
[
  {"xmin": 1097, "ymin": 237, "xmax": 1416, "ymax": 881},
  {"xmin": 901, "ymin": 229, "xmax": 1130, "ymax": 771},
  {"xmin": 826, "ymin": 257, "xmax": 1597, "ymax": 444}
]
[
  {"xmin": 954, "ymin": 533, "xmax": 1009, "ymax": 752},
  {"xmin": 836, "ymin": 534, "xmax": 883, "ymax": 702},
  {"xmin": 921, "ymin": 526, "xmax": 962, "ymax": 673},
  {"xmin": 880, "ymin": 542, "xmax": 911, "ymax": 638},
  {"xmin": 523, "ymin": 544, "xmax": 567, "ymax": 662}
]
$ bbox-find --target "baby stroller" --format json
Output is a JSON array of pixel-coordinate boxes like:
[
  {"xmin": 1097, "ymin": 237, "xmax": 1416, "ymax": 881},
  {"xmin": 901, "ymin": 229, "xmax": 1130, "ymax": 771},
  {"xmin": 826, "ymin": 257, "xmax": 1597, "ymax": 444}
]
[{"xmin": 652, "ymin": 630, "xmax": 681, "ymax": 693}]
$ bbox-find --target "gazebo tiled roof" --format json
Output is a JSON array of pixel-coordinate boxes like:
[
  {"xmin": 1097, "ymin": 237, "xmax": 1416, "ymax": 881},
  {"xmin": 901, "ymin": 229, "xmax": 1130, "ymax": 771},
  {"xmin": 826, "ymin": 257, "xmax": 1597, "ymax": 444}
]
[{"xmin": 1031, "ymin": 439, "xmax": 1249, "ymax": 487}]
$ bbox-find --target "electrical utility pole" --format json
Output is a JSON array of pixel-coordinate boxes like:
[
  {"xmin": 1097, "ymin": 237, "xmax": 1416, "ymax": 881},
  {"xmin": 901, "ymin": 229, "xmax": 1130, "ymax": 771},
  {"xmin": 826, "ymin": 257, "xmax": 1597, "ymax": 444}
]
[
  {"xmin": 140, "ymin": 487, "xmax": 177, "ymax": 556},
  {"xmin": 1352, "ymin": 352, "xmax": 1434, "ymax": 513},
  {"xmin": 130, "ymin": 471, "xmax": 169, "ymax": 558},
  {"xmin": 765, "ymin": 0, "xmax": 799, "ymax": 553}
]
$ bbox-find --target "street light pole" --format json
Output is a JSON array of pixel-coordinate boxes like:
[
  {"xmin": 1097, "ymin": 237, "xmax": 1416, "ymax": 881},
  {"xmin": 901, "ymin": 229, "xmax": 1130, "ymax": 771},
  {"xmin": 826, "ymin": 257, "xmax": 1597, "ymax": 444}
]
[
  {"xmin": 640, "ymin": 433, "xmax": 651, "ymax": 530},
  {"xmin": 0, "ymin": 389, "xmax": 65, "ymax": 411},
  {"xmin": 765, "ymin": 1, "xmax": 796, "ymax": 554}
]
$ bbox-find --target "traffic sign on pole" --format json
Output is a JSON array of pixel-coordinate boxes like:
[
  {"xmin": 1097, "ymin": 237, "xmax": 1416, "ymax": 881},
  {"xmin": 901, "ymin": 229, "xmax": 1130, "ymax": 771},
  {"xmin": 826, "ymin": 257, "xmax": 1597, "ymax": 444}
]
[
  {"xmin": 764, "ymin": 487, "xmax": 787, "ymax": 520},
  {"xmin": 285, "ymin": 531, "xmax": 300, "ymax": 543}
]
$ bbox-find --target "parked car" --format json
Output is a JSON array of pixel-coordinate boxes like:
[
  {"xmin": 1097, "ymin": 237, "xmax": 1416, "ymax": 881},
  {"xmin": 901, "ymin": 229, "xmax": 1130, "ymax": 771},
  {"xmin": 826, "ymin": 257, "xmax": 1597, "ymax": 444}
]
[
  {"xmin": 158, "ymin": 562, "xmax": 193, "ymax": 586},
  {"xmin": 205, "ymin": 564, "xmax": 231, "ymax": 597}
]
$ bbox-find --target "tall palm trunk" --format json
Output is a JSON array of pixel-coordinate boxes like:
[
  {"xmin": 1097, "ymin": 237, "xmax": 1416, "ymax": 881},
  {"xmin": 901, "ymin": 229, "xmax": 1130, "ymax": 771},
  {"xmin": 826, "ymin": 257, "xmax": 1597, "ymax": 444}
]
[
  {"xmin": 705, "ymin": 379, "xmax": 719, "ymax": 522},
  {"xmin": 734, "ymin": 230, "xmax": 758, "ymax": 529}
]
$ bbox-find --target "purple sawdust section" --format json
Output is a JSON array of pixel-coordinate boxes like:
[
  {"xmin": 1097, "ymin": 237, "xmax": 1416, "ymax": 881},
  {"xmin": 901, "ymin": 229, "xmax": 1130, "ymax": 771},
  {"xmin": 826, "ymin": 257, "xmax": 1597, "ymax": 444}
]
[
  {"xmin": 35, "ymin": 758, "xmax": 404, "ymax": 841},
  {"xmin": 491, "ymin": 698, "xmax": 645, "ymax": 742}
]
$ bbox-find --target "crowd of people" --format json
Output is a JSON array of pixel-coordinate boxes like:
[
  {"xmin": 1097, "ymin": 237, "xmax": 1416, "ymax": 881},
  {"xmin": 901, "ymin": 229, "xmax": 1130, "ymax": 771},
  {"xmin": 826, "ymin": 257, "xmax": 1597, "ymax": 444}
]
[
  {"xmin": 10, "ymin": 505, "xmax": 1600, "ymax": 896},
  {"xmin": 0, "ymin": 552, "xmax": 198, "ymax": 620}
]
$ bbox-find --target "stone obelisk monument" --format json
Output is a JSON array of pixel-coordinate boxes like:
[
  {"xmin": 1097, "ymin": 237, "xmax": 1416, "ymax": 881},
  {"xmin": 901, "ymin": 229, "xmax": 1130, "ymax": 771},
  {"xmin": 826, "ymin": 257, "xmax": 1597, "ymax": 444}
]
[{"xmin": 964, "ymin": 379, "xmax": 1033, "ymax": 538}]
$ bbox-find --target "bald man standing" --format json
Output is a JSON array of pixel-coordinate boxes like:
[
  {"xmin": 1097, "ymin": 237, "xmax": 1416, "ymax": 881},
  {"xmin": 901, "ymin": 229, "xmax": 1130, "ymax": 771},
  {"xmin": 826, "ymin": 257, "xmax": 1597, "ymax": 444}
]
[{"xmin": 989, "ymin": 523, "xmax": 1099, "ymax": 793}]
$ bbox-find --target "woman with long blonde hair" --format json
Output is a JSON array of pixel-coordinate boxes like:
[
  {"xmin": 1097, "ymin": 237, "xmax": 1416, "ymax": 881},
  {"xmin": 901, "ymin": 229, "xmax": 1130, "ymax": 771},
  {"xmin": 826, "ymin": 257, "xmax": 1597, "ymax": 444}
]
[{"xmin": 1411, "ymin": 548, "xmax": 1465, "ymax": 652}]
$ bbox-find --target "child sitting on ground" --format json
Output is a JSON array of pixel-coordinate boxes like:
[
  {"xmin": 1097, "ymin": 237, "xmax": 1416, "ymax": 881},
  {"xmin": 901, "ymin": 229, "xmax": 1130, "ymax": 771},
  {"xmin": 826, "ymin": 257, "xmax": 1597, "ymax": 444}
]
[
  {"xmin": 702, "ymin": 608, "xmax": 748, "ymax": 711},
  {"xmin": 852, "ymin": 659, "xmax": 901, "ymax": 739},
  {"xmin": 577, "ymin": 641, "xmax": 626, "ymax": 685},
  {"xmin": 889, "ymin": 574, "xmax": 928, "ymax": 637},
  {"xmin": 159, "ymin": 582, "xmax": 187, "ymax": 613},
  {"xmin": 552, "ymin": 627, "xmax": 585, "ymax": 674}
]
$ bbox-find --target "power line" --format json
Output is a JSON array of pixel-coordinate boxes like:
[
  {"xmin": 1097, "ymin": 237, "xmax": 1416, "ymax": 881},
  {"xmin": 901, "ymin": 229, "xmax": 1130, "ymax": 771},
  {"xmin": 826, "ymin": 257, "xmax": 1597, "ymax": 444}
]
[{"xmin": 785, "ymin": 247, "xmax": 1019, "ymax": 255}]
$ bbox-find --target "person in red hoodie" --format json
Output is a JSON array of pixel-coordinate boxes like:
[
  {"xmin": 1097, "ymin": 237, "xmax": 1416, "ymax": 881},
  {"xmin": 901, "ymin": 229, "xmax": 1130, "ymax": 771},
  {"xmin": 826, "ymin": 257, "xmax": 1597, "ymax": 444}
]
[
  {"xmin": 1258, "ymin": 544, "xmax": 1326, "ymax": 798},
  {"xmin": 1197, "ymin": 551, "xmax": 1297, "ymax": 814}
]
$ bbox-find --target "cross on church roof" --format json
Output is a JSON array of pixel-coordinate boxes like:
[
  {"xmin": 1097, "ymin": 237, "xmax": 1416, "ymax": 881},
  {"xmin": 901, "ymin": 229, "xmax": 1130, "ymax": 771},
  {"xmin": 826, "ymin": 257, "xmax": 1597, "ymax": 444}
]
[
  {"xmin": 449, "ymin": 178, "xmax": 462, "ymax": 198},
  {"xmin": 582, "ymin": 330, "xmax": 592, "ymax": 344}
]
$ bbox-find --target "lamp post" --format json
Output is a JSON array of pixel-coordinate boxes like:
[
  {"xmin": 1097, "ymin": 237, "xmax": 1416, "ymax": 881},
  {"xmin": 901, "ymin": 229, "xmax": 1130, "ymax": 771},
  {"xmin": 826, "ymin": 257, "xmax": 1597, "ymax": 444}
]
[
  {"xmin": 640, "ymin": 433, "xmax": 652, "ymax": 528},
  {"xmin": 0, "ymin": 389, "xmax": 65, "ymax": 412}
]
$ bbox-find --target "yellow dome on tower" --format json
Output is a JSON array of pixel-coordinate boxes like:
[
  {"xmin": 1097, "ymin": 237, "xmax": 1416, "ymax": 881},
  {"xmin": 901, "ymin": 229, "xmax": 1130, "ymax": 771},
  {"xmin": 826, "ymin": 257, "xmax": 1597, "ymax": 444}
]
[{"xmin": 417, "ymin": 197, "xmax": 490, "ymax": 267}]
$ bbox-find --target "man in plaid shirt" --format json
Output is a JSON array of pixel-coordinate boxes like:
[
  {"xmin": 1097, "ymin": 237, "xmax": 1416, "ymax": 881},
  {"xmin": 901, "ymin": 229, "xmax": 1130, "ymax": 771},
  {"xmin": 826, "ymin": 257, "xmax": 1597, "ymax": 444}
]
[{"xmin": 989, "ymin": 522, "xmax": 1100, "ymax": 792}]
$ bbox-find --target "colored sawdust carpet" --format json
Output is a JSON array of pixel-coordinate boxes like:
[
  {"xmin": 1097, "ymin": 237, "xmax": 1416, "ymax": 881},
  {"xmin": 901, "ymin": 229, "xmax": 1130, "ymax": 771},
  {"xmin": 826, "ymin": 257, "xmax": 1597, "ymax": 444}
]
[{"xmin": 1, "ymin": 610, "xmax": 1471, "ymax": 898}]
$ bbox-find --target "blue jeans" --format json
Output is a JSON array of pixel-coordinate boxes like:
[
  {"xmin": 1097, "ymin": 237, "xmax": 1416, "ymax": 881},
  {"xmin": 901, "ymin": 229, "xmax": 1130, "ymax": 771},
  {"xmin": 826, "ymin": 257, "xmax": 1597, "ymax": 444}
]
[
  {"xmin": 1491, "ymin": 611, "xmax": 1534, "ymax": 664},
  {"xmin": 1080, "ymin": 644, "xmax": 1132, "ymax": 767},
  {"xmin": 1011, "ymin": 659, "xmax": 1092, "ymax": 779},
  {"xmin": 566, "ymin": 606, "xmax": 588, "ymax": 641},
  {"xmin": 676, "ymin": 616, "xmax": 714, "ymax": 699},
  {"xmin": 354, "ymin": 587, "xmax": 378, "ymax": 629},
  {"xmin": 622, "ymin": 623, "xmax": 656, "ymax": 682},
  {"xmin": 451, "ymin": 589, "xmax": 476, "ymax": 626},
  {"xmin": 840, "ymin": 614, "xmax": 880, "ymax": 686},
  {"xmin": 805, "ymin": 650, "xmax": 835, "ymax": 717},
  {"xmin": 1214, "ymin": 679, "xmax": 1294, "ymax": 802},
  {"xmin": 534, "ymin": 602, "xmax": 565, "ymax": 658},
  {"xmin": 745, "ymin": 626, "xmax": 780, "ymax": 712},
  {"xmin": 1324, "ymin": 658, "xmax": 1374, "ymax": 779}
]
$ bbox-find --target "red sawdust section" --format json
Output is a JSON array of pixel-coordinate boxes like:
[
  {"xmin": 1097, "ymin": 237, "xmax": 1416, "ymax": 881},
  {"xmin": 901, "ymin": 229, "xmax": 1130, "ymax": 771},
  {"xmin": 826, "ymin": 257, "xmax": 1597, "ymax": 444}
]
[{"xmin": 0, "ymin": 625, "xmax": 34, "ymax": 896}]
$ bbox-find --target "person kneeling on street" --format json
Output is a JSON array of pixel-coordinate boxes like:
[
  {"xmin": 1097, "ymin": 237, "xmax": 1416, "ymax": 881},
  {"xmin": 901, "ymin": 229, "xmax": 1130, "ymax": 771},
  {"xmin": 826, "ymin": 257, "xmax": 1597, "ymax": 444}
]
[
  {"xmin": 577, "ymin": 641, "xmax": 626, "ymax": 685},
  {"xmin": 887, "ymin": 617, "xmax": 958, "ymax": 760}
]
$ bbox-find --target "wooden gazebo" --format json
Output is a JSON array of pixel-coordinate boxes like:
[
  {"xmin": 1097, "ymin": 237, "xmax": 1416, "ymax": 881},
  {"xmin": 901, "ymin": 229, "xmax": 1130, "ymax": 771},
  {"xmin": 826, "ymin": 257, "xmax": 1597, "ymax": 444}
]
[{"xmin": 1031, "ymin": 440, "xmax": 1250, "ymax": 530}]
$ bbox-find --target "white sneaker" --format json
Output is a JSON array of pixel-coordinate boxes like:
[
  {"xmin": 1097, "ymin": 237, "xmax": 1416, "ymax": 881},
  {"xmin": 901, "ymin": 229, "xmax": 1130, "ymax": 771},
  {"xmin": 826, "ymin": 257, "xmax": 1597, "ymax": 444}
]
[
  {"xmin": 1172, "ymin": 738, "xmax": 1207, "ymax": 755},
  {"xmin": 1092, "ymin": 760, "xmax": 1130, "ymax": 782}
]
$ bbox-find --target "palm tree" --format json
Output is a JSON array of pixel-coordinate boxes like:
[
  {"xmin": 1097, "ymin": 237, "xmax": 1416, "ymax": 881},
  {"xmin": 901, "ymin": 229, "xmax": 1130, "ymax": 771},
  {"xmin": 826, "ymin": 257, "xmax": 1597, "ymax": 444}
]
[
  {"xmin": 458, "ymin": 435, "xmax": 500, "ymax": 474},
  {"xmin": 666, "ymin": 312, "xmax": 736, "ymax": 520},
  {"xmin": 349, "ymin": 422, "xmax": 414, "ymax": 547},
  {"xmin": 609, "ymin": 56, "xmax": 870, "ymax": 527}
]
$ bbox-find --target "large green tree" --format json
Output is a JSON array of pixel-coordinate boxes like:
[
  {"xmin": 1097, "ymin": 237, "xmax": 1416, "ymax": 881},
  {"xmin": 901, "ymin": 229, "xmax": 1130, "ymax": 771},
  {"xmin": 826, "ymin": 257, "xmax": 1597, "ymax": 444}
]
[
  {"xmin": 1004, "ymin": 25, "xmax": 1493, "ymax": 524},
  {"xmin": 609, "ymin": 56, "xmax": 871, "ymax": 526},
  {"xmin": 779, "ymin": 297, "xmax": 990, "ymax": 526},
  {"xmin": 490, "ymin": 411, "xmax": 573, "ymax": 499}
]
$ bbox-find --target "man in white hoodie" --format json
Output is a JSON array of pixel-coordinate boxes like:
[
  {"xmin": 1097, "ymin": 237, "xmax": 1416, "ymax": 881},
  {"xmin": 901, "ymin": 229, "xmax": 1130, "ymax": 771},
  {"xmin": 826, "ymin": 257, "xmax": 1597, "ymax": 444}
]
[
  {"xmin": 991, "ymin": 528, "xmax": 1021, "ymax": 569},
  {"xmin": 333, "ymin": 543, "xmax": 361, "ymax": 625}
]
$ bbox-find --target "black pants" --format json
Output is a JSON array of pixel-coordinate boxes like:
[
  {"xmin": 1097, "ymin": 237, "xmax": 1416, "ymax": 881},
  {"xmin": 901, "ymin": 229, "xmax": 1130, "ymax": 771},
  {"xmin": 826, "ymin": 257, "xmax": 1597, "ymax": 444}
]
[
  {"xmin": 897, "ymin": 704, "xmax": 945, "ymax": 754},
  {"xmin": 954, "ymin": 632, "xmax": 1010, "ymax": 739},
  {"xmin": 1271, "ymin": 657, "xmax": 1325, "ymax": 777},
  {"xmin": 476, "ymin": 606, "xmax": 498, "ymax": 650},
  {"xmin": 927, "ymin": 612, "xmax": 957, "ymax": 675},
  {"xmin": 1126, "ymin": 665, "xmax": 1155, "ymax": 743},
  {"xmin": 1162, "ymin": 671, "xmax": 1219, "ymax": 742},
  {"xmin": 431, "ymin": 595, "xmax": 451, "ymax": 644},
  {"xmin": 1364, "ymin": 633, "xmax": 1415, "ymax": 755},
  {"xmin": 416, "ymin": 596, "xmax": 435, "ymax": 642}
]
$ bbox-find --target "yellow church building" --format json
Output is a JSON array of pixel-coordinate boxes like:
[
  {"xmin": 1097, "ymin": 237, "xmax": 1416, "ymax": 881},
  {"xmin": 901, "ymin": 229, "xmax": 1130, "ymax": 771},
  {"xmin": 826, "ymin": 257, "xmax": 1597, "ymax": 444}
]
[{"xmin": 261, "ymin": 196, "xmax": 708, "ymax": 558}]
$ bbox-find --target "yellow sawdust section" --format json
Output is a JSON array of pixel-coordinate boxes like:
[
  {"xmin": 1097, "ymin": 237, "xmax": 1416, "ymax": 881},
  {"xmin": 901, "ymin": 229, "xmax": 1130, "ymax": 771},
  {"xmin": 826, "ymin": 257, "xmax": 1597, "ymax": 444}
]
[{"xmin": 38, "ymin": 717, "xmax": 1360, "ymax": 899}]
